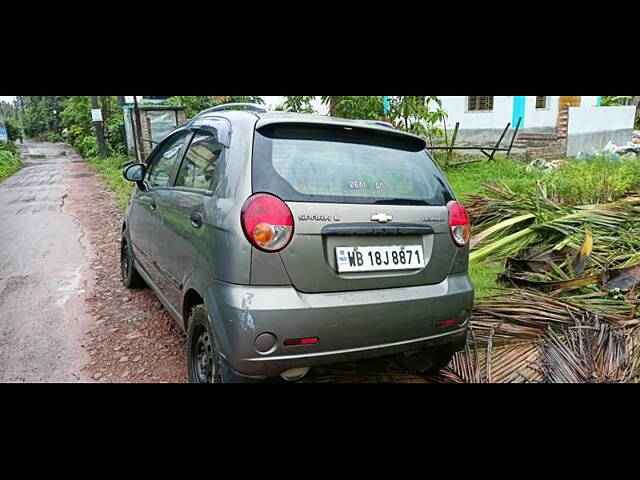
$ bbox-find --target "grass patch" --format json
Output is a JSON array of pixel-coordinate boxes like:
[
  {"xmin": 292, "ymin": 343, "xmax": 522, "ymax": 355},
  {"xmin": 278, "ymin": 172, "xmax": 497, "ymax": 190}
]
[
  {"xmin": 469, "ymin": 260, "xmax": 504, "ymax": 298},
  {"xmin": 544, "ymin": 156, "xmax": 640, "ymax": 205},
  {"xmin": 0, "ymin": 142, "xmax": 22, "ymax": 183},
  {"xmin": 443, "ymin": 156, "xmax": 535, "ymax": 295},
  {"xmin": 85, "ymin": 154, "xmax": 133, "ymax": 211},
  {"xmin": 444, "ymin": 155, "xmax": 540, "ymax": 201}
]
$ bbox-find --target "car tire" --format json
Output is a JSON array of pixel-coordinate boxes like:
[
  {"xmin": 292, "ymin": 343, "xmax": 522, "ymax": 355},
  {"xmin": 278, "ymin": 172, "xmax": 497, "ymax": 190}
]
[
  {"xmin": 399, "ymin": 346, "xmax": 457, "ymax": 376},
  {"xmin": 120, "ymin": 232, "xmax": 146, "ymax": 289},
  {"xmin": 187, "ymin": 305, "xmax": 222, "ymax": 384}
]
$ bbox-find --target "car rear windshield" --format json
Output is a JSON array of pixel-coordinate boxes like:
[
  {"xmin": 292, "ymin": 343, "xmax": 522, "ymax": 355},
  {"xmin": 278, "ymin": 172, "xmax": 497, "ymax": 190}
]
[{"xmin": 252, "ymin": 123, "xmax": 454, "ymax": 206}]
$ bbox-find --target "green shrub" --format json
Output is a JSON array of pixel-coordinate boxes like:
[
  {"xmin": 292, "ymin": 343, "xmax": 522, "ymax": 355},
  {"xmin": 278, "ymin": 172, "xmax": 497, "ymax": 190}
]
[
  {"xmin": 0, "ymin": 141, "xmax": 21, "ymax": 182},
  {"xmin": 5, "ymin": 118, "xmax": 23, "ymax": 141},
  {"xmin": 544, "ymin": 156, "xmax": 640, "ymax": 205}
]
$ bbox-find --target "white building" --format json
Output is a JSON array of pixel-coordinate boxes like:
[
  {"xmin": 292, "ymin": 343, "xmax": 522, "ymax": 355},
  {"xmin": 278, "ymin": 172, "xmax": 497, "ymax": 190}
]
[{"xmin": 437, "ymin": 96, "xmax": 636, "ymax": 157}]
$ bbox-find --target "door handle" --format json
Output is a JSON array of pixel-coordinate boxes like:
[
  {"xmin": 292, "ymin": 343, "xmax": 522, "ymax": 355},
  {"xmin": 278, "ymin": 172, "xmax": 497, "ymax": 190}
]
[{"xmin": 191, "ymin": 212, "xmax": 204, "ymax": 228}]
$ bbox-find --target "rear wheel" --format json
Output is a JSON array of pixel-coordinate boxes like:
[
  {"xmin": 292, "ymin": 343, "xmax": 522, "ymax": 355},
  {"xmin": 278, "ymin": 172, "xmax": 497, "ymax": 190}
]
[
  {"xmin": 120, "ymin": 232, "xmax": 145, "ymax": 289},
  {"xmin": 187, "ymin": 305, "xmax": 222, "ymax": 384}
]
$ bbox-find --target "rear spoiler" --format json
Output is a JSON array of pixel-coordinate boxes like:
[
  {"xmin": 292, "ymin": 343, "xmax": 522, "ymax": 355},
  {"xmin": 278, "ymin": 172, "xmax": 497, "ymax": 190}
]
[{"xmin": 255, "ymin": 120, "xmax": 426, "ymax": 151}]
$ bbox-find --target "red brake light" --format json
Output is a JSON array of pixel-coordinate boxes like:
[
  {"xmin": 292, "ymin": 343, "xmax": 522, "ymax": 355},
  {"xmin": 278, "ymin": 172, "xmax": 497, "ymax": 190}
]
[
  {"xmin": 447, "ymin": 201, "xmax": 471, "ymax": 247},
  {"xmin": 241, "ymin": 193, "xmax": 294, "ymax": 252},
  {"xmin": 435, "ymin": 318, "xmax": 456, "ymax": 327}
]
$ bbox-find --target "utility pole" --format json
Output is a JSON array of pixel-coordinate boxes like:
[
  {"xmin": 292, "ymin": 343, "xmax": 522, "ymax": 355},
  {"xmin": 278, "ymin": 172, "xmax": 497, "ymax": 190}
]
[
  {"xmin": 116, "ymin": 96, "xmax": 130, "ymax": 157},
  {"xmin": 90, "ymin": 95, "xmax": 107, "ymax": 158},
  {"xmin": 133, "ymin": 96, "xmax": 144, "ymax": 162}
]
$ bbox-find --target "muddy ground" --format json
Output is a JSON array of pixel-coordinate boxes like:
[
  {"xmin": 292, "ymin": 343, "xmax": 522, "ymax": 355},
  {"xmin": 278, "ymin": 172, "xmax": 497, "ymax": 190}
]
[{"xmin": 67, "ymin": 156, "xmax": 187, "ymax": 383}]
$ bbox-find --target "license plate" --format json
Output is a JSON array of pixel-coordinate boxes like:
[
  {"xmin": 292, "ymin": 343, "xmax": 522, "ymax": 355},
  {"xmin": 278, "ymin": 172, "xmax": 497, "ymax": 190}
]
[{"xmin": 335, "ymin": 245, "xmax": 425, "ymax": 273}]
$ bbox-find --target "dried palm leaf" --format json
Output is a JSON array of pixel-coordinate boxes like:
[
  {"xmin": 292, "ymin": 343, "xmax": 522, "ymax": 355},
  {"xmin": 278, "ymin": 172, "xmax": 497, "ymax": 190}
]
[{"xmin": 537, "ymin": 320, "xmax": 631, "ymax": 383}]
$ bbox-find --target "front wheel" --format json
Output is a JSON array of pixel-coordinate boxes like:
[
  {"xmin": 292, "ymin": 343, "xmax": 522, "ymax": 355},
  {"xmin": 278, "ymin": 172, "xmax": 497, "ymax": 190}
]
[
  {"xmin": 187, "ymin": 305, "xmax": 222, "ymax": 383},
  {"xmin": 120, "ymin": 232, "xmax": 145, "ymax": 289}
]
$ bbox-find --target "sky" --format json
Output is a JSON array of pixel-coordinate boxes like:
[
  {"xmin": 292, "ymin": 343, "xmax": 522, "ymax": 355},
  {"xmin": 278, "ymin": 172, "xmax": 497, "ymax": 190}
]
[{"xmin": 0, "ymin": 96, "xmax": 16, "ymax": 103}]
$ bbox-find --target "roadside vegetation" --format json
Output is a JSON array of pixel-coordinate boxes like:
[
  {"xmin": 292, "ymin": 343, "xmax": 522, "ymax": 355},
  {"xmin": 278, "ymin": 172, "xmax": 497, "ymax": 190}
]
[
  {"xmin": 442, "ymin": 154, "xmax": 640, "ymax": 297},
  {"xmin": 0, "ymin": 141, "xmax": 22, "ymax": 183},
  {"xmin": 85, "ymin": 155, "xmax": 132, "ymax": 210}
]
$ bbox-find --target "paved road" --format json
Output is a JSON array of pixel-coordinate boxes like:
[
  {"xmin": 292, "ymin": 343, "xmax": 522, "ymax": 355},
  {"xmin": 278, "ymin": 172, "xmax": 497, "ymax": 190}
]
[{"xmin": 0, "ymin": 141, "xmax": 92, "ymax": 382}]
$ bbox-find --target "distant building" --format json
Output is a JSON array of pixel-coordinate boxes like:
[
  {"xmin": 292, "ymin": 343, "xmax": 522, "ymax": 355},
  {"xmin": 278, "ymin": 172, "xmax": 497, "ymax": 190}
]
[{"xmin": 437, "ymin": 96, "xmax": 637, "ymax": 157}]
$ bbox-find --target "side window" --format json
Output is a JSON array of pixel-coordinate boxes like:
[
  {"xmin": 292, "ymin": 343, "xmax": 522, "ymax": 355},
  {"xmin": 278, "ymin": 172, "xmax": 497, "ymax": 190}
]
[
  {"xmin": 147, "ymin": 131, "xmax": 189, "ymax": 188},
  {"xmin": 175, "ymin": 130, "xmax": 224, "ymax": 190}
]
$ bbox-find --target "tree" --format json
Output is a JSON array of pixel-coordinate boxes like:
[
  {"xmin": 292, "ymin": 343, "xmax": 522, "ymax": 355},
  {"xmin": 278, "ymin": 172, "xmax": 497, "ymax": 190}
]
[
  {"xmin": 281, "ymin": 96, "xmax": 315, "ymax": 113},
  {"xmin": 601, "ymin": 96, "xmax": 632, "ymax": 106},
  {"xmin": 21, "ymin": 96, "xmax": 68, "ymax": 140},
  {"xmin": 320, "ymin": 96, "xmax": 382, "ymax": 119},
  {"xmin": 387, "ymin": 96, "xmax": 446, "ymax": 139},
  {"xmin": 165, "ymin": 96, "xmax": 265, "ymax": 118},
  {"xmin": 0, "ymin": 100, "xmax": 23, "ymax": 141},
  {"xmin": 60, "ymin": 96, "xmax": 126, "ymax": 157}
]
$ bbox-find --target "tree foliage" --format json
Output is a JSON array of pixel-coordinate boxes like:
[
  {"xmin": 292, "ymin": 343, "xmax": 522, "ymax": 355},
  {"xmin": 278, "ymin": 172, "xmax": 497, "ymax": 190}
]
[
  {"xmin": 280, "ymin": 96, "xmax": 315, "ymax": 113},
  {"xmin": 601, "ymin": 96, "xmax": 633, "ymax": 106},
  {"xmin": 319, "ymin": 96, "xmax": 382, "ymax": 119},
  {"xmin": 316, "ymin": 96, "xmax": 447, "ymax": 142},
  {"xmin": 20, "ymin": 96, "xmax": 67, "ymax": 140},
  {"xmin": 165, "ymin": 96, "xmax": 265, "ymax": 118},
  {"xmin": 388, "ymin": 96, "xmax": 446, "ymax": 139},
  {"xmin": 60, "ymin": 96, "xmax": 125, "ymax": 157},
  {"xmin": 4, "ymin": 118, "xmax": 22, "ymax": 141},
  {"xmin": 0, "ymin": 101, "xmax": 24, "ymax": 141}
]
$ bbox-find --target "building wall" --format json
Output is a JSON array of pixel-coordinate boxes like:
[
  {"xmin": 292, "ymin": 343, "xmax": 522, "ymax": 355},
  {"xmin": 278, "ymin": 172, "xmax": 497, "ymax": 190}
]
[
  {"xmin": 566, "ymin": 105, "xmax": 636, "ymax": 156},
  {"xmin": 439, "ymin": 96, "xmax": 513, "ymax": 130},
  {"xmin": 523, "ymin": 96, "xmax": 560, "ymax": 129},
  {"xmin": 437, "ymin": 96, "xmax": 560, "ymax": 145}
]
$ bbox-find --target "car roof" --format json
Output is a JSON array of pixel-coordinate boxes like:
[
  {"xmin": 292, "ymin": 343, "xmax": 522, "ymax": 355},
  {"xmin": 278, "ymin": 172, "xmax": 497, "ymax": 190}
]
[{"xmin": 187, "ymin": 109, "xmax": 426, "ymax": 144}]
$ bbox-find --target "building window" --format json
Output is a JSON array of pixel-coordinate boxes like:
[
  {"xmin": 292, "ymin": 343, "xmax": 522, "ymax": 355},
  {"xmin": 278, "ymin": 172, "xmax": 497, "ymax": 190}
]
[
  {"xmin": 467, "ymin": 96, "xmax": 494, "ymax": 112},
  {"xmin": 535, "ymin": 96, "xmax": 548, "ymax": 109}
]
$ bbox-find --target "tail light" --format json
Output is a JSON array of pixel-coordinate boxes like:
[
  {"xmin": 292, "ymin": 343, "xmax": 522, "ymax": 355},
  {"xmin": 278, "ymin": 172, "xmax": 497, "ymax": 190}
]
[
  {"xmin": 241, "ymin": 193, "xmax": 294, "ymax": 252},
  {"xmin": 447, "ymin": 201, "xmax": 471, "ymax": 247}
]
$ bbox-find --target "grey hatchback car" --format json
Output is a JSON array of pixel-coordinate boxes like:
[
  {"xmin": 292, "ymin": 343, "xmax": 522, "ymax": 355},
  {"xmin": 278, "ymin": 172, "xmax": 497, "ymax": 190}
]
[{"xmin": 120, "ymin": 103, "xmax": 474, "ymax": 383}]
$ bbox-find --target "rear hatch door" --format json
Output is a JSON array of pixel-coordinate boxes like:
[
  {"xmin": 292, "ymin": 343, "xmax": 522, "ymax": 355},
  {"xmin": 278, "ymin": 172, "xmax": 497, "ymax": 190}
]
[{"xmin": 252, "ymin": 121, "xmax": 458, "ymax": 293}]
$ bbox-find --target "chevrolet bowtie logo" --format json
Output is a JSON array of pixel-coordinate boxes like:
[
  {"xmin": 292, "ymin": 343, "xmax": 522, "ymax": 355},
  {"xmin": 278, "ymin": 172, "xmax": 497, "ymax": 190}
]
[{"xmin": 371, "ymin": 213, "xmax": 393, "ymax": 223}]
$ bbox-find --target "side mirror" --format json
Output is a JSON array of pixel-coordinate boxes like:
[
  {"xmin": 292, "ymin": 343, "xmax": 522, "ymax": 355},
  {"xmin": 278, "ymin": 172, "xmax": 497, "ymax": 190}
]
[{"xmin": 123, "ymin": 163, "xmax": 146, "ymax": 187}]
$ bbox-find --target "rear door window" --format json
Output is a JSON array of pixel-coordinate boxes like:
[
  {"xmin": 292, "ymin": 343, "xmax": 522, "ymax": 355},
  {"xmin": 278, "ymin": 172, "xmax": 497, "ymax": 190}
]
[{"xmin": 252, "ymin": 123, "xmax": 453, "ymax": 205}]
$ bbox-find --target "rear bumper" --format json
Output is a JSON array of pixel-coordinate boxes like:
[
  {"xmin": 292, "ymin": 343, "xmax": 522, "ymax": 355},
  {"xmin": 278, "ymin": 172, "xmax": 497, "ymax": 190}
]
[{"xmin": 205, "ymin": 273, "xmax": 474, "ymax": 378}]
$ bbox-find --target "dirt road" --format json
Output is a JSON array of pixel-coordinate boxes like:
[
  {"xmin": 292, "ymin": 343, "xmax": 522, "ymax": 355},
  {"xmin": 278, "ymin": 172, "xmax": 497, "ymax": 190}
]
[
  {"xmin": 0, "ymin": 141, "xmax": 186, "ymax": 383},
  {"xmin": 0, "ymin": 141, "xmax": 92, "ymax": 381}
]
